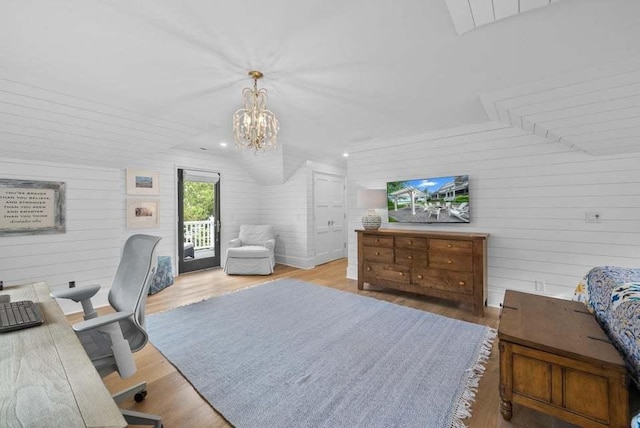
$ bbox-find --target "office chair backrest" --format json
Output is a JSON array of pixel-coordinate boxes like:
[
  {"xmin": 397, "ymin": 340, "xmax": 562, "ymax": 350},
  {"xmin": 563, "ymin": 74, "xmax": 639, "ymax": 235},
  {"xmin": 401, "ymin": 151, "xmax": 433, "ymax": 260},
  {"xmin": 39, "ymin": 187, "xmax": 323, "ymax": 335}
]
[{"xmin": 108, "ymin": 234, "xmax": 161, "ymax": 352}]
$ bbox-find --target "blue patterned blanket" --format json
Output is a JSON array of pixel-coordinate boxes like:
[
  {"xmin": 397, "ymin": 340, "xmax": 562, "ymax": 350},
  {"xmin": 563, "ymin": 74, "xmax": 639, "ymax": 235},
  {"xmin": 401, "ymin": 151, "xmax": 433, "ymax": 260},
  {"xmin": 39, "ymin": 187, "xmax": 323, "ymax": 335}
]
[{"xmin": 574, "ymin": 266, "xmax": 640, "ymax": 384}]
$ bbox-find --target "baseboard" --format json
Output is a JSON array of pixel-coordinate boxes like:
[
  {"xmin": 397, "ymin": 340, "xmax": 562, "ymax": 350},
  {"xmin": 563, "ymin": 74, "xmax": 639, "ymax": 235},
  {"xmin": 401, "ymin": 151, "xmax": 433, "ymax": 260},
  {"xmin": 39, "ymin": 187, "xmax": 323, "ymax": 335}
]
[{"xmin": 275, "ymin": 254, "xmax": 315, "ymax": 270}]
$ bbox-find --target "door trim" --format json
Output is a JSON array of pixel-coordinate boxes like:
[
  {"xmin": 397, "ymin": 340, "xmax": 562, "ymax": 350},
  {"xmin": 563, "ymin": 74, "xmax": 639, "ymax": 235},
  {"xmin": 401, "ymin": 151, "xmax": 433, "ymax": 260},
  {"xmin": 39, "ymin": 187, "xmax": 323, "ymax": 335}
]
[{"xmin": 175, "ymin": 166, "xmax": 222, "ymax": 275}]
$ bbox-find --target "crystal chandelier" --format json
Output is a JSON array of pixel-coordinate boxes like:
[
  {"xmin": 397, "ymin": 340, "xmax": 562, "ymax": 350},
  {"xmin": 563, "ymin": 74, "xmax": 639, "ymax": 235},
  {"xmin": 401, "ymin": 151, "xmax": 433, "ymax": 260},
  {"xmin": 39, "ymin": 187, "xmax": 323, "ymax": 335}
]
[{"xmin": 232, "ymin": 71, "xmax": 279, "ymax": 152}]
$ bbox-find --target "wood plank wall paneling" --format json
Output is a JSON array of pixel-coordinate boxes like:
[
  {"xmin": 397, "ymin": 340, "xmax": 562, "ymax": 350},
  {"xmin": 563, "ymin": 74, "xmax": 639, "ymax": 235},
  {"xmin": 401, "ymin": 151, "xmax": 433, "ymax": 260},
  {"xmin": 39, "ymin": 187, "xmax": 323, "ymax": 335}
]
[
  {"xmin": 346, "ymin": 122, "xmax": 640, "ymax": 307},
  {"xmin": 260, "ymin": 165, "xmax": 312, "ymax": 268},
  {"xmin": 0, "ymin": 151, "xmax": 261, "ymax": 313}
]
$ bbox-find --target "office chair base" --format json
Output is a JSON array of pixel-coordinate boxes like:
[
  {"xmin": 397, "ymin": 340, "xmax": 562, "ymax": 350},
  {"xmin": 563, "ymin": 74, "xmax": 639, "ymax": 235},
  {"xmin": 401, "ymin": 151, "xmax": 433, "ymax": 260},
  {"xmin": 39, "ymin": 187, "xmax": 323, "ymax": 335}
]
[
  {"xmin": 112, "ymin": 381, "xmax": 147, "ymax": 403},
  {"xmin": 121, "ymin": 408, "xmax": 162, "ymax": 428}
]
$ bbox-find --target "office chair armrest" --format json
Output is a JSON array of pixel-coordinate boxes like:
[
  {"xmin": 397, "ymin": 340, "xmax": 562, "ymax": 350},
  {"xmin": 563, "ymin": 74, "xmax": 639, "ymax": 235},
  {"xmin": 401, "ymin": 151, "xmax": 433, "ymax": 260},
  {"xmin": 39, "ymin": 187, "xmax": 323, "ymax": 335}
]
[
  {"xmin": 51, "ymin": 284, "xmax": 101, "ymax": 303},
  {"xmin": 73, "ymin": 310, "xmax": 138, "ymax": 378},
  {"xmin": 72, "ymin": 310, "xmax": 133, "ymax": 333},
  {"xmin": 263, "ymin": 239, "xmax": 275, "ymax": 251},
  {"xmin": 228, "ymin": 238, "xmax": 242, "ymax": 248}
]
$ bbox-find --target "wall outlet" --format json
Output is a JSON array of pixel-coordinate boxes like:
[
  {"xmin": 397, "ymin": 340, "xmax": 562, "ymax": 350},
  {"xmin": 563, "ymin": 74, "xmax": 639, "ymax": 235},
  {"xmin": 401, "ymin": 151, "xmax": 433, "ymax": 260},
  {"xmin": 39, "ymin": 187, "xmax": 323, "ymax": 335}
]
[
  {"xmin": 535, "ymin": 280, "xmax": 546, "ymax": 292},
  {"xmin": 68, "ymin": 281, "xmax": 75, "ymax": 288},
  {"xmin": 585, "ymin": 212, "xmax": 602, "ymax": 223}
]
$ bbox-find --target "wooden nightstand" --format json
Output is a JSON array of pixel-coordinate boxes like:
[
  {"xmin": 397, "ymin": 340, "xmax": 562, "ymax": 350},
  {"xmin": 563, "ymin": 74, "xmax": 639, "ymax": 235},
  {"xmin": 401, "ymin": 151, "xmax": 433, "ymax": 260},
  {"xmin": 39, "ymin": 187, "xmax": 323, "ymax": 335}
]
[{"xmin": 498, "ymin": 290, "xmax": 629, "ymax": 428}]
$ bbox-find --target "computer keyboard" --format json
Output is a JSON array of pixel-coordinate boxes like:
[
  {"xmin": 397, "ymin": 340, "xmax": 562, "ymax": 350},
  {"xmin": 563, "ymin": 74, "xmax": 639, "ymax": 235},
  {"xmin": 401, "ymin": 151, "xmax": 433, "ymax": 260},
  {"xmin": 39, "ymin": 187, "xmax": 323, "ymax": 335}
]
[{"xmin": 0, "ymin": 300, "xmax": 44, "ymax": 333}]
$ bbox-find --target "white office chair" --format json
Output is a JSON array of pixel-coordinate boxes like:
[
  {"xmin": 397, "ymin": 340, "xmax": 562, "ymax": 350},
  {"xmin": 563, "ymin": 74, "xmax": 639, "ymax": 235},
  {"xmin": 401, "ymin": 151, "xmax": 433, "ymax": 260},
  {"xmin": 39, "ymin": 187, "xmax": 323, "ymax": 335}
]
[{"xmin": 53, "ymin": 234, "xmax": 163, "ymax": 428}]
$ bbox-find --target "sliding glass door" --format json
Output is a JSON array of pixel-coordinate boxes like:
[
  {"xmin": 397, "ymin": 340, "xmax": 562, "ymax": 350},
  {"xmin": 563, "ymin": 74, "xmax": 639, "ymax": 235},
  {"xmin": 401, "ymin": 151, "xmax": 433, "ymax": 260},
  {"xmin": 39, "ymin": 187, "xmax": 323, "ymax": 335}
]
[{"xmin": 177, "ymin": 169, "xmax": 221, "ymax": 273}]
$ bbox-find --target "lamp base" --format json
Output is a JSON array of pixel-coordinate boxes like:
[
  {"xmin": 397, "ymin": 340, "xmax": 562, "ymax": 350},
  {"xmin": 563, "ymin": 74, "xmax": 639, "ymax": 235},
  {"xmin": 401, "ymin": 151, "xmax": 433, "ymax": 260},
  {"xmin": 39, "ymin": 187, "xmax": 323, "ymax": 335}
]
[{"xmin": 361, "ymin": 209, "xmax": 382, "ymax": 230}]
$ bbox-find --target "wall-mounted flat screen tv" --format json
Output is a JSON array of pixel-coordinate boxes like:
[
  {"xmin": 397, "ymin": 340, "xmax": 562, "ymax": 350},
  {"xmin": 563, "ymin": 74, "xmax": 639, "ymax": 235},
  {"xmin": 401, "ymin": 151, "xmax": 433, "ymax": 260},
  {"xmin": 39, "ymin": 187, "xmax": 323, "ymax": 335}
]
[{"xmin": 386, "ymin": 175, "xmax": 470, "ymax": 223}]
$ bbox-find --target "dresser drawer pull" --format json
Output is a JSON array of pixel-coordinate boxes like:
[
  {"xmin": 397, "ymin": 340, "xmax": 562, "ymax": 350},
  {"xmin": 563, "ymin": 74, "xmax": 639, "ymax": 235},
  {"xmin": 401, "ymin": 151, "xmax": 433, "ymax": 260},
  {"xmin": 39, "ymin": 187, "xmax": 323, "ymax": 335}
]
[
  {"xmin": 398, "ymin": 272, "xmax": 404, "ymax": 277},
  {"xmin": 407, "ymin": 255, "xmax": 413, "ymax": 260},
  {"xmin": 447, "ymin": 260, "xmax": 453, "ymax": 264},
  {"xmin": 417, "ymin": 275, "xmax": 423, "ymax": 280},
  {"xmin": 366, "ymin": 267, "xmax": 371, "ymax": 271},
  {"xmin": 375, "ymin": 251, "xmax": 380, "ymax": 256},
  {"xmin": 447, "ymin": 243, "xmax": 452, "ymax": 248},
  {"xmin": 374, "ymin": 238, "xmax": 379, "ymax": 243},
  {"xmin": 458, "ymin": 281, "xmax": 465, "ymax": 286},
  {"xmin": 408, "ymin": 240, "xmax": 413, "ymax": 245}
]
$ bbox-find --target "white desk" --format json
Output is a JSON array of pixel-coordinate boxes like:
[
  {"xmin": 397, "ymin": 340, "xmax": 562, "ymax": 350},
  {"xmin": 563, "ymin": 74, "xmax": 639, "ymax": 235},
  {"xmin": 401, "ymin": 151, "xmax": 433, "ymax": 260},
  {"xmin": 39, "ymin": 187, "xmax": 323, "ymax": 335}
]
[{"xmin": 0, "ymin": 282, "xmax": 126, "ymax": 428}]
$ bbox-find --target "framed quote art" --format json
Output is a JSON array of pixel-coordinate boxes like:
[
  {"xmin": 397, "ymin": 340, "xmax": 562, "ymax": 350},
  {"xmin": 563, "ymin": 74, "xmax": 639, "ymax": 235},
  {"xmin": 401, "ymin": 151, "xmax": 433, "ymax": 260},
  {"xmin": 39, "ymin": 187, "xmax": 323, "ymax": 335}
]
[
  {"xmin": 126, "ymin": 168, "xmax": 159, "ymax": 195},
  {"xmin": 0, "ymin": 178, "xmax": 66, "ymax": 236}
]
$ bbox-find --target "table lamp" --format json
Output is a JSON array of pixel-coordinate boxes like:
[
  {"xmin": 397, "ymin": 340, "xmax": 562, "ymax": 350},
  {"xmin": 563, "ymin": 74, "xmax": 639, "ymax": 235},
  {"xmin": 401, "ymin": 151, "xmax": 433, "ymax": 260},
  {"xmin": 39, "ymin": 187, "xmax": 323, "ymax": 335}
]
[{"xmin": 356, "ymin": 189, "xmax": 387, "ymax": 230}]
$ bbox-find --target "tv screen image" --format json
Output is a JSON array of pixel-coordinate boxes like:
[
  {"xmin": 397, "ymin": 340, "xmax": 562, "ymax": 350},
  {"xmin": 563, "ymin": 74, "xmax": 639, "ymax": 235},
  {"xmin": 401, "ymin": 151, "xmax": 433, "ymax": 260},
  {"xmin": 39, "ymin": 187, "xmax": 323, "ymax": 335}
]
[{"xmin": 386, "ymin": 175, "xmax": 469, "ymax": 223}]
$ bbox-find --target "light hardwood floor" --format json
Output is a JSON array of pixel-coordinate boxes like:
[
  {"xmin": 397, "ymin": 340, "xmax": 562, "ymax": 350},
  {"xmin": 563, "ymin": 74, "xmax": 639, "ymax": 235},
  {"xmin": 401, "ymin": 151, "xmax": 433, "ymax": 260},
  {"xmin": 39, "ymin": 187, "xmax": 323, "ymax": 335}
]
[{"xmin": 70, "ymin": 259, "xmax": 599, "ymax": 427}]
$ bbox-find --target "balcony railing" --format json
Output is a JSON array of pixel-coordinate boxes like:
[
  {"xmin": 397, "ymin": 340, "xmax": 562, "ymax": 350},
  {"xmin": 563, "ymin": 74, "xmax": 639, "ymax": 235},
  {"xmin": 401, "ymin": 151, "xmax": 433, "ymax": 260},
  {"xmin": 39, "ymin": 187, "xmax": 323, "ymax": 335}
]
[{"xmin": 184, "ymin": 217, "xmax": 215, "ymax": 250}]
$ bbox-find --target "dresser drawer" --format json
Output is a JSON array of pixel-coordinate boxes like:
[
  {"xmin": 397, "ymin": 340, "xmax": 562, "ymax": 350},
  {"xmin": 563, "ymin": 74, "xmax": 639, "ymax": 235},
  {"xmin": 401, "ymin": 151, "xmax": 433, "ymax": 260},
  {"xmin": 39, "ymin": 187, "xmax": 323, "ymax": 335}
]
[
  {"xmin": 429, "ymin": 239, "xmax": 473, "ymax": 254},
  {"xmin": 395, "ymin": 237, "xmax": 427, "ymax": 250},
  {"xmin": 395, "ymin": 249, "xmax": 427, "ymax": 267},
  {"xmin": 412, "ymin": 268, "xmax": 474, "ymax": 294},
  {"xmin": 428, "ymin": 253, "xmax": 473, "ymax": 272},
  {"xmin": 363, "ymin": 246, "xmax": 394, "ymax": 263},
  {"xmin": 363, "ymin": 262, "xmax": 410, "ymax": 284},
  {"xmin": 362, "ymin": 235, "xmax": 393, "ymax": 248}
]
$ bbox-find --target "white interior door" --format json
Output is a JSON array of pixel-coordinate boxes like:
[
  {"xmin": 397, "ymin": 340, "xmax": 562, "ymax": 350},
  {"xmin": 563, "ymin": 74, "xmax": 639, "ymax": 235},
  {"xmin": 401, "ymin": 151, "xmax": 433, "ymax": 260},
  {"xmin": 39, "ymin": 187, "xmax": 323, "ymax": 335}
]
[{"xmin": 313, "ymin": 172, "xmax": 346, "ymax": 266}]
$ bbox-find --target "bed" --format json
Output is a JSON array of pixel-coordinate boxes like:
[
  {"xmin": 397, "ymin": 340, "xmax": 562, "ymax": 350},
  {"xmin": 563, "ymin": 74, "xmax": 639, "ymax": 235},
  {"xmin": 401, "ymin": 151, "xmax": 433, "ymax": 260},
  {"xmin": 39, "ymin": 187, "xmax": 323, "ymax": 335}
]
[{"xmin": 574, "ymin": 266, "xmax": 640, "ymax": 386}]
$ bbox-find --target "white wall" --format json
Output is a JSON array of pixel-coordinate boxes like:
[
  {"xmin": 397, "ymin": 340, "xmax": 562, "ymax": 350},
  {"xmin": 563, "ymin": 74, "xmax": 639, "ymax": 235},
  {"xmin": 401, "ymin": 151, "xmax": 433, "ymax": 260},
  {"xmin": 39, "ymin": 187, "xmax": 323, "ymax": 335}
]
[
  {"xmin": 261, "ymin": 165, "xmax": 311, "ymax": 268},
  {"xmin": 347, "ymin": 121, "xmax": 640, "ymax": 306},
  {"xmin": 0, "ymin": 149, "xmax": 260, "ymax": 313}
]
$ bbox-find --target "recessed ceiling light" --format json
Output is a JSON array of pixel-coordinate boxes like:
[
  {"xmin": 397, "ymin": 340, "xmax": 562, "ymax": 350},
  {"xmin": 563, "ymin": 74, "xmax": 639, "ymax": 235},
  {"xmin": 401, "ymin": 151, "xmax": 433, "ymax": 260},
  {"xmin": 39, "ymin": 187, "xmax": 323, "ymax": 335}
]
[
  {"xmin": 220, "ymin": 142, "xmax": 228, "ymax": 147},
  {"xmin": 343, "ymin": 152, "xmax": 349, "ymax": 157}
]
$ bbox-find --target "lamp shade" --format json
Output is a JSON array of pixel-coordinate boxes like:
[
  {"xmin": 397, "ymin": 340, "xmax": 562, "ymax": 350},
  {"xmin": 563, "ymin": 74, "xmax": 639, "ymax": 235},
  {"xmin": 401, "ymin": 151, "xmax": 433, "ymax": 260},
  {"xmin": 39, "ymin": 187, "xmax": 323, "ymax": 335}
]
[
  {"xmin": 357, "ymin": 189, "xmax": 386, "ymax": 230},
  {"xmin": 356, "ymin": 189, "xmax": 387, "ymax": 209}
]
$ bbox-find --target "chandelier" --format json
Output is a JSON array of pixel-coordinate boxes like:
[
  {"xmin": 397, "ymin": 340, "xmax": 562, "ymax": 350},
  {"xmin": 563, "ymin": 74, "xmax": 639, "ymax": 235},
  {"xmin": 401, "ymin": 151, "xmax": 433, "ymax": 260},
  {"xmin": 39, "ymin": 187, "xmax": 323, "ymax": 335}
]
[{"xmin": 232, "ymin": 70, "xmax": 279, "ymax": 152}]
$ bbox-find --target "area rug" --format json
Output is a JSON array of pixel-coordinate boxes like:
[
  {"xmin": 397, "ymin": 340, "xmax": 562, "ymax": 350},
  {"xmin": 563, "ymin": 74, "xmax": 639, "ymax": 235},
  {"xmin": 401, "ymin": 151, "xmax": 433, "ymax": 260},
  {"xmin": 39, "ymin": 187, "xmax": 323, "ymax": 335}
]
[{"xmin": 146, "ymin": 279, "xmax": 495, "ymax": 428}]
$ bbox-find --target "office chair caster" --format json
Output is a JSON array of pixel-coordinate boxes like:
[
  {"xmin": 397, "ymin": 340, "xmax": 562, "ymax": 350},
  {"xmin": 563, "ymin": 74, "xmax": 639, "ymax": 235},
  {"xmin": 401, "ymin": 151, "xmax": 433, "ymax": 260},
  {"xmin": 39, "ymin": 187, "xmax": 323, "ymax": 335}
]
[{"xmin": 134, "ymin": 390, "xmax": 148, "ymax": 402}]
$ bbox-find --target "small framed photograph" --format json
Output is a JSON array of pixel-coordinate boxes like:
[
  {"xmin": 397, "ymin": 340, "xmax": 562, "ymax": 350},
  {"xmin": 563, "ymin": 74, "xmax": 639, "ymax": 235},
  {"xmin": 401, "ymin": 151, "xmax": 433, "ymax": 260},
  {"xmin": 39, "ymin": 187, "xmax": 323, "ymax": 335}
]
[
  {"xmin": 126, "ymin": 199, "xmax": 159, "ymax": 229},
  {"xmin": 126, "ymin": 168, "xmax": 159, "ymax": 195}
]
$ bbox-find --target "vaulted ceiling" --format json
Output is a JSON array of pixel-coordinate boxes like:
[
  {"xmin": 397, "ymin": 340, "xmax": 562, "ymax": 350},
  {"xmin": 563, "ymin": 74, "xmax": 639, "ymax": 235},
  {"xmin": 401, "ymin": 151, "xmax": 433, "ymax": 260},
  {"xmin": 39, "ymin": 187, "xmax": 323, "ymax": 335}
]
[{"xmin": 1, "ymin": 0, "xmax": 639, "ymax": 168}]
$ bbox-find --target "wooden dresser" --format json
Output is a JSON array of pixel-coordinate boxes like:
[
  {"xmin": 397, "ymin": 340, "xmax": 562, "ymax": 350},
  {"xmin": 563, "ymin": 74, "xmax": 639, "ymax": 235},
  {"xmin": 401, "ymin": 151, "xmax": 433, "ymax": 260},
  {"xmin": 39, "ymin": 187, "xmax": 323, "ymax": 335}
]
[{"xmin": 356, "ymin": 229, "xmax": 488, "ymax": 315}]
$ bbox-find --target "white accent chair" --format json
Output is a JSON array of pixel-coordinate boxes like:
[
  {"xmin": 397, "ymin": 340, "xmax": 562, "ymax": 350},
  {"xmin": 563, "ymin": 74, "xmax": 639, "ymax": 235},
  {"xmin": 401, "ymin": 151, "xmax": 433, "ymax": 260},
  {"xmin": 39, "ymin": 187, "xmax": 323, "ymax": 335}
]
[
  {"xmin": 52, "ymin": 234, "xmax": 163, "ymax": 428},
  {"xmin": 224, "ymin": 225, "xmax": 276, "ymax": 275}
]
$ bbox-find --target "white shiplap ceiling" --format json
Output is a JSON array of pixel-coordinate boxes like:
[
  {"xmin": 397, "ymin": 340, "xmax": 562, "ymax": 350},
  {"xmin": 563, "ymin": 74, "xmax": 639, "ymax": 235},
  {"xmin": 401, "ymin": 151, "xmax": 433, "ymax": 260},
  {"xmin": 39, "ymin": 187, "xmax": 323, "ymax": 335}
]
[
  {"xmin": 445, "ymin": 0, "xmax": 565, "ymax": 34},
  {"xmin": 480, "ymin": 60, "xmax": 640, "ymax": 155},
  {"xmin": 1, "ymin": 0, "xmax": 640, "ymax": 168}
]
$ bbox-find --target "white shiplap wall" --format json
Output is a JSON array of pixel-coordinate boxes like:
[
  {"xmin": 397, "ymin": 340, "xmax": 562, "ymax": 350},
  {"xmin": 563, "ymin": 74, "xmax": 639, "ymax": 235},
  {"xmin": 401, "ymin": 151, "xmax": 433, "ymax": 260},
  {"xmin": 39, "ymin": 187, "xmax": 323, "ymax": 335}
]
[
  {"xmin": 260, "ymin": 165, "xmax": 311, "ymax": 268},
  {"xmin": 259, "ymin": 160, "xmax": 347, "ymax": 269},
  {"xmin": 0, "ymin": 149, "xmax": 260, "ymax": 313},
  {"xmin": 347, "ymin": 121, "xmax": 640, "ymax": 306}
]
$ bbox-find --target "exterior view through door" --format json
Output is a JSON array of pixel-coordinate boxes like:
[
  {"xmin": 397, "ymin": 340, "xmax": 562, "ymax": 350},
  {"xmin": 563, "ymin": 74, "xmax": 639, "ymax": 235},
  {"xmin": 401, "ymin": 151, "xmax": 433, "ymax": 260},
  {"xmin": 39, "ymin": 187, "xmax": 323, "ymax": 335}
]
[{"xmin": 177, "ymin": 169, "xmax": 221, "ymax": 274}]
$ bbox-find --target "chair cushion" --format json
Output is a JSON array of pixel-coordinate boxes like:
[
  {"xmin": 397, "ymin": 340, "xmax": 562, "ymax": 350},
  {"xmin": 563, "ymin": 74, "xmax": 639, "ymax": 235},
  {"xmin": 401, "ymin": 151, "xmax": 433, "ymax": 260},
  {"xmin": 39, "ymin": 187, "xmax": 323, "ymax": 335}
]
[
  {"xmin": 227, "ymin": 246, "xmax": 270, "ymax": 258},
  {"xmin": 239, "ymin": 225, "xmax": 274, "ymax": 246}
]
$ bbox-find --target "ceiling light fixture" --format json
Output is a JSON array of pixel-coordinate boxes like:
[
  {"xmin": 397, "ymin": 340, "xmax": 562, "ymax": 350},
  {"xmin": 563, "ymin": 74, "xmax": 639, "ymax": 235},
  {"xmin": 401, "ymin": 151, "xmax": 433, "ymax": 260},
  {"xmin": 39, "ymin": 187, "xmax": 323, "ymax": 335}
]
[{"xmin": 232, "ymin": 71, "xmax": 279, "ymax": 152}]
